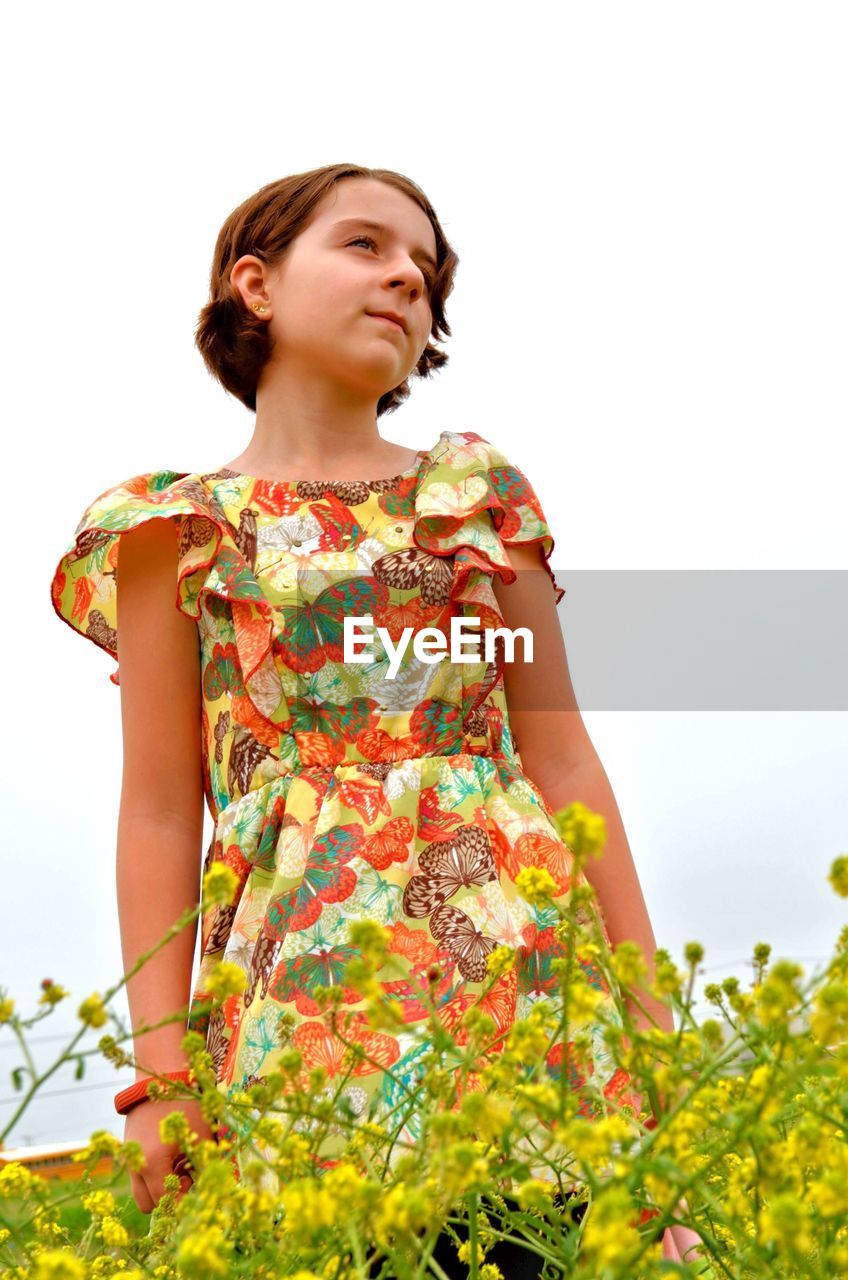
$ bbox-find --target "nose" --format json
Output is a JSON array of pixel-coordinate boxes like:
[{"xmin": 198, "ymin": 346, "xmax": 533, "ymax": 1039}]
[{"xmin": 383, "ymin": 256, "xmax": 428, "ymax": 299}]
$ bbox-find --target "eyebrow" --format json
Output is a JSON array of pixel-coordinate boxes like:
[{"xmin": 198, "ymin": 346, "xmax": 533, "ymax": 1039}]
[{"xmin": 330, "ymin": 217, "xmax": 438, "ymax": 274}]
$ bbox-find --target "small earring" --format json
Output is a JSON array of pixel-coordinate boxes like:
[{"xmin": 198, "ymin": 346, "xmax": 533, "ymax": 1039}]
[{"xmin": 251, "ymin": 303, "xmax": 268, "ymax": 313}]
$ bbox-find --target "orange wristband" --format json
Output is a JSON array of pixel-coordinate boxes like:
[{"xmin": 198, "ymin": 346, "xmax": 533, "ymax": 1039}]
[{"xmin": 114, "ymin": 1069, "xmax": 196, "ymax": 1116}]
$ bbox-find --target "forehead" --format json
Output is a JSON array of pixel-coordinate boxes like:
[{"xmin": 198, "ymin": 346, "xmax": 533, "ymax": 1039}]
[{"xmin": 310, "ymin": 178, "xmax": 437, "ymax": 261}]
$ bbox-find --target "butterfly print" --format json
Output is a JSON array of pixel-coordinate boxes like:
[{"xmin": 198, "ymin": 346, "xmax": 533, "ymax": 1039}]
[
  {"xmin": 85, "ymin": 607, "xmax": 117, "ymax": 653},
  {"xmin": 276, "ymin": 577, "xmax": 385, "ymax": 673},
  {"xmin": 402, "ymin": 824, "xmax": 497, "ymax": 919},
  {"xmin": 228, "ymin": 722, "xmax": 273, "ymax": 798},
  {"xmin": 244, "ymin": 931, "xmax": 280, "ymax": 1008},
  {"xmin": 205, "ymin": 1005, "xmax": 230, "ymax": 1075},
  {"xmin": 358, "ymin": 815, "xmax": 415, "ymax": 870},
  {"xmin": 204, "ymin": 902, "xmax": 238, "ymax": 955},
  {"xmin": 372, "ymin": 547, "xmax": 454, "ymax": 607},
  {"xmin": 176, "ymin": 514, "xmax": 219, "ymax": 565},
  {"xmin": 233, "ymin": 506, "xmax": 259, "ymax": 570},
  {"xmin": 356, "ymin": 760, "xmax": 393, "ymax": 783},
  {"xmin": 213, "ymin": 710, "xmax": 230, "ymax": 764},
  {"xmin": 295, "ymin": 467, "xmax": 416, "ymax": 510},
  {"xmin": 336, "ymin": 777, "xmax": 392, "ymax": 824},
  {"xmin": 462, "ymin": 635, "xmax": 506, "ymax": 725},
  {"xmin": 311, "ymin": 497, "xmax": 371, "ymax": 552},
  {"xmin": 429, "ymin": 903, "xmax": 499, "ymax": 983}
]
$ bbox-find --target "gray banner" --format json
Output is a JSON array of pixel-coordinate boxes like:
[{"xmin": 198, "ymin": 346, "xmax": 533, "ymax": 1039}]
[{"xmin": 547, "ymin": 569, "xmax": 848, "ymax": 711}]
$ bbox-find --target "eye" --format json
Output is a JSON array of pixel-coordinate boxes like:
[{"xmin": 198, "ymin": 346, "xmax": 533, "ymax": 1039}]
[{"xmin": 347, "ymin": 235, "xmax": 435, "ymax": 293}]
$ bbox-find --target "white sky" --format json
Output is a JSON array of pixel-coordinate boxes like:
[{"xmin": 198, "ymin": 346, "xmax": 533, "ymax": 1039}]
[{"xmin": 1, "ymin": 1, "xmax": 845, "ymax": 1147}]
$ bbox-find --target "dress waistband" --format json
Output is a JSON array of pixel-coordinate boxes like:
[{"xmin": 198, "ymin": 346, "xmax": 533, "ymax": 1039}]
[{"xmin": 242, "ymin": 747, "xmax": 519, "ymax": 794}]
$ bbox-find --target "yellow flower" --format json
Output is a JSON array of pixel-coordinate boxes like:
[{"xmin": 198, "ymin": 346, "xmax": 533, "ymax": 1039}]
[
  {"xmin": 811, "ymin": 981, "xmax": 848, "ymax": 1045},
  {"xmin": 552, "ymin": 802, "xmax": 607, "ymax": 861},
  {"xmin": 0, "ymin": 996, "xmax": 15, "ymax": 1023},
  {"xmin": 581, "ymin": 1186, "xmax": 641, "ymax": 1267},
  {"xmin": 505, "ymin": 1015, "xmax": 551, "ymax": 1060},
  {"xmin": 323, "ymin": 1163, "xmax": 369, "ymax": 1208},
  {"xmin": 811, "ymin": 1174, "xmax": 848, "ymax": 1218},
  {"xmin": 77, "ymin": 993, "xmax": 108, "ymax": 1028},
  {"xmin": 459, "ymin": 1092, "xmax": 513, "ymax": 1141},
  {"xmin": 515, "ymin": 1081, "xmax": 559, "ymax": 1113},
  {"xmin": 829, "ymin": 855, "xmax": 848, "ymax": 897},
  {"xmin": 281, "ymin": 1178, "xmax": 339, "ymax": 1236},
  {"xmin": 205, "ymin": 960, "xmax": 247, "ymax": 1003},
  {"xmin": 70, "ymin": 1130, "xmax": 124, "ymax": 1164},
  {"xmin": 515, "ymin": 865, "xmax": 559, "ymax": 905},
  {"xmin": 99, "ymin": 1216, "xmax": 129, "ymax": 1248},
  {"xmin": 81, "ymin": 1190, "xmax": 115, "ymax": 1217},
  {"xmin": 159, "ymin": 1108, "xmax": 193, "ymax": 1145},
  {"xmin": 567, "ymin": 977, "xmax": 602, "ymax": 1023},
  {"xmin": 202, "ymin": 862, "xmax": 239, "ymax": 907},
  {"xmin": 0, "ymin": 1161, "xmax": 38, "ymax": 1197},
  {"xmin": 34, "ymin": 1215, "xmax": 65, "ymax": 1243},
  {"xmin": 30, "ymin": 1251, "xmax": 87, "ymax": 1280},
  {"xmin": 755, "ymin": 961, "xmax": 804, "ymax": 1027},
  {"xmin": 371, "ymin": 1182, "xmax": 420, "ymax": 1245},
  {"xmin": 612, "ymin": 942, "xmax": 650, "ymax": 988},
  {"xmin": 651, "ymin": 951, "xmax": 683, "ymax": 998},
  {"xmin": 346, "ymin": 919, "xmax": 391, "ymax": 967},
  {"xmin": 486, "ymin": 945, "xmax": 516, "ymax": 978},
  {"xmin": 175, "ymin": 1225, "xmax": 232, "ymax": 1277},
  {"xmin": 515, "ymin": 1178, "xmax": 556, "ymax": 1211},
  {"xmin": 760, "ymin": 1192, "xmax": 812, "ymax": 1255},
  {"xmin": 38, "ymin": 981, "xmax": 69, "ymax": 1008}
]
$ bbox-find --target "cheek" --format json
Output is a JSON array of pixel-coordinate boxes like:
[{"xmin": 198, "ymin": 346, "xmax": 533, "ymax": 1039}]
[{"xmin": 273, "ymin": 289, "xmax": 351, "ymax": 347}]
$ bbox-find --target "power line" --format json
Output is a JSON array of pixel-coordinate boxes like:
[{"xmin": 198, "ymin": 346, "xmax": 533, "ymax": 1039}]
[
  {"xmin": 0, "ymin": 1078, "xmax": 131, "ymax": 1105},
  {"xmin": 698, "ymin": 954, "xmax": 830, "ymax": 973},
  {"xmin": 0, "ymin": 1033, "xmax": 94, "ymax": 1048}
]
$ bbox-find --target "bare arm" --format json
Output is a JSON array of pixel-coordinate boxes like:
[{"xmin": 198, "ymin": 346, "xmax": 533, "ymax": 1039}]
[
  {"xmin": 115, "ymin": 517, "xmax": 205, "ymax": 1079},
  {"xmin": 492, "ymin": 544, "xmax": 674, "ymax": 1035}
]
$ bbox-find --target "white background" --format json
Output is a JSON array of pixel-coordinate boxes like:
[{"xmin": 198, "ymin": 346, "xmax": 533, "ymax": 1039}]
[{"xmin": 1, "ymin": 1, "xmax": 845, "ymax": 1146}]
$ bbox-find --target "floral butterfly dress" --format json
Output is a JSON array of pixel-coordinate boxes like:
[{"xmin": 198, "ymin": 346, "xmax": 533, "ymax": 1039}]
[{"xmin": 50, "ymin": 428, "xmax": 634, "ymax": 1189}]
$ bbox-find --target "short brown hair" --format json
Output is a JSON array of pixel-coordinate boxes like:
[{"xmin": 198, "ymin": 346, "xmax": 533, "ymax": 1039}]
[{"xmin": 194, "ymin": 163, "xmax": 459, "ymax": 415}]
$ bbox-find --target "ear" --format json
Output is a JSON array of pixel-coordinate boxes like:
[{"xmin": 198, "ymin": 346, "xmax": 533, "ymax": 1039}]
[{"xmin": 229, "ymin": 254, "xmax": 272, "ymax": 313}]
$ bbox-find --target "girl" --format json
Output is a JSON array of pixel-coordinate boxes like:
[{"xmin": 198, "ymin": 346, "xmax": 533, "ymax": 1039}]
[{"xmin": 50, "ymin": 163, "xmax": 701, "ymax": 1271}]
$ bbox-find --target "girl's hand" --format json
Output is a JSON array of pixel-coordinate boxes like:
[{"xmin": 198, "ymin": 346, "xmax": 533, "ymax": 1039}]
[
  {"xmin": 662, "ymin": 1204, "xmax": 713, "ymax": 1272},
  {"xmin": 124, "ymin": 1096, "xmax": 215, "ymax": 1212},
  {"xmin": 627, "ymin": 1096, "xmax": 709, "ymax": 1268}
]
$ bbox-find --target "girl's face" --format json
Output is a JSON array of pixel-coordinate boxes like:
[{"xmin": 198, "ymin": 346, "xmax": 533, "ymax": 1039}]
[{"xmin": 235, "ymin": 177, "xmax": 438, "ymax": 403}]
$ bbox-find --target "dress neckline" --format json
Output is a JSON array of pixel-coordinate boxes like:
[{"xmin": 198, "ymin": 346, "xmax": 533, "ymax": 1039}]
[{"xmin": 210, "ymin": 441, "xmax": 438, "ymax": 490}]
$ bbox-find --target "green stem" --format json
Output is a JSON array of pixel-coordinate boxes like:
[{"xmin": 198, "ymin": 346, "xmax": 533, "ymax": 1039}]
[{"xmin": 468, "ymin": 1193, "xmax": 479, "ymax": 1280}]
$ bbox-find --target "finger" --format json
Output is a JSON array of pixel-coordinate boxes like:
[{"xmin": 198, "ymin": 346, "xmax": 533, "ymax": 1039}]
[
  {"xmin": 672, "ymin": 1224, "xmax": 705, "ymax": 1262},
  {"xmin": 130, "ymin": 1170, "xmax": 153, "ymax": 1215},
  {"xmin": 175, "ymin": 1174, "xmax": 193, "ymax": 1201},
  {"xmin": 662, "ymin": 1228, "xmax": 683, "ymax": 1262},
  {"xmin": 147, "ymin": 1160, "xmax": 177, "ymax": 1209}
]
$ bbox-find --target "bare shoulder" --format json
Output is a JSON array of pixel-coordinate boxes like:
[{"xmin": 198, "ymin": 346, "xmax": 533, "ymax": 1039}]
[{"xmin": 116, "ymin": 518, "xmax": 204, "ymax": 832}]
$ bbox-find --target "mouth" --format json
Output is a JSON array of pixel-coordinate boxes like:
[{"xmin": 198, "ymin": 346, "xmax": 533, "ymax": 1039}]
[{"xmin": 366, "ymin": 312, "xmax": 407, "ymax": 334}]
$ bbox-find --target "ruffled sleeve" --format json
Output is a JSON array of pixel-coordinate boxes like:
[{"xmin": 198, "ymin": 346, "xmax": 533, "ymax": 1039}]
[
  {"xmin": 49, "ymin": 471, "xmax": 219, "ymax": 686},
  {"xmin": 413, "ymin": 430, "xmax": 565, "ymax": 629},
  {"xmin": 50, "ymin": 468, "xmax": 291, "ymax": 741},
  {"xmin": 49, "ymin": 470, "xmax": 245, "ymax": 687}
]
